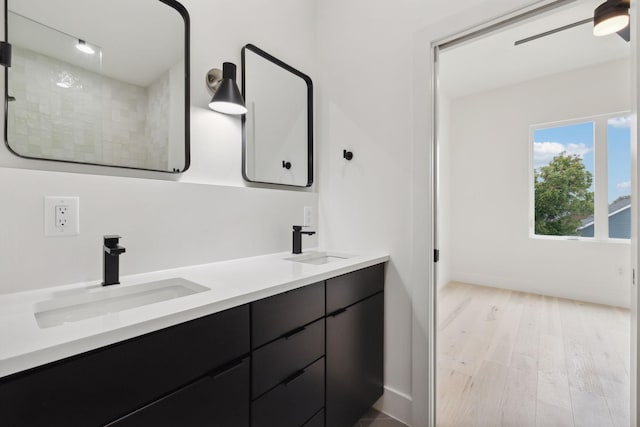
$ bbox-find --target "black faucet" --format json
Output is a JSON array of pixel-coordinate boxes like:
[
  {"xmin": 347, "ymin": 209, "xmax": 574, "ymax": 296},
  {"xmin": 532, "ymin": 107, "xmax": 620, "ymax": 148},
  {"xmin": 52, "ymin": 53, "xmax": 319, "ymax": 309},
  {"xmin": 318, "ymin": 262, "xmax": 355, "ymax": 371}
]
[
  {"xmin": 292, "ymin": 225, "xmax": 316, "ymax": 254},
  {"xmin": 103, "ymin": 235, "xmax": 126, "ymax": 286}
]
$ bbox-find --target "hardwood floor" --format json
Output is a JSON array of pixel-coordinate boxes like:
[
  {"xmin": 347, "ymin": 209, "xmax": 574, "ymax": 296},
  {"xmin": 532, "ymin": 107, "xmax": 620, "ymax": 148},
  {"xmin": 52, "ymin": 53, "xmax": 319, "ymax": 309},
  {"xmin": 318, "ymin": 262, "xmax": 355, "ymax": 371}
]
[
  {"xmin": 437, "ymin": 282, "xmax": 630, "ymax": 427},
  {"xmin": 354, "ymin": 408, "xmax": 409, "ymax": 427}
]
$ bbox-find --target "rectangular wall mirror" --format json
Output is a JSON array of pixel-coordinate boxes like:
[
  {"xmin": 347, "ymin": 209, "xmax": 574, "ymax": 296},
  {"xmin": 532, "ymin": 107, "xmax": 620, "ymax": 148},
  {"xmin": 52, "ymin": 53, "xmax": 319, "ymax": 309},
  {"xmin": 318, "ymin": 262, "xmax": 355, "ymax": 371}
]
[
  {"xmin": 4, "ymin": 0, "xmax": 190, "ymax": 173},
  {"xmin": 242, "ymin": 44, "xmax": 313, "ymax": 187}
]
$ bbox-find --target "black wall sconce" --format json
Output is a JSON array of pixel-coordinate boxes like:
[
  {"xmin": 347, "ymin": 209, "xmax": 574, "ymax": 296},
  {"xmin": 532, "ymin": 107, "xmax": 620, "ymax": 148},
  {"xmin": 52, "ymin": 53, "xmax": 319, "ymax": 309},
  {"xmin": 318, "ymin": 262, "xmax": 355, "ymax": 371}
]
[
  {"xmin": 0, "ymin": 41, "xmax": 12, "ymax": 67},
  {"xmin": 206, "ymin": 62, "xmax": 247, "ymax": 115},
  {"xmin": 343, "ymin": 150, "xmax": 354, "ymax": 161}
]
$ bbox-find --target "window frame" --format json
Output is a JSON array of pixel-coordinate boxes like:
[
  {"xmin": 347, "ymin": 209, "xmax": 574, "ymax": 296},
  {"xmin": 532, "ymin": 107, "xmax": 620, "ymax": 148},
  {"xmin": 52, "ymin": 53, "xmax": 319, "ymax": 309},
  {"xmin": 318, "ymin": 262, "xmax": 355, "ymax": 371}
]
[{"xmin": 528, "ymin": 111, "xmax": 631, "ymax": 243}]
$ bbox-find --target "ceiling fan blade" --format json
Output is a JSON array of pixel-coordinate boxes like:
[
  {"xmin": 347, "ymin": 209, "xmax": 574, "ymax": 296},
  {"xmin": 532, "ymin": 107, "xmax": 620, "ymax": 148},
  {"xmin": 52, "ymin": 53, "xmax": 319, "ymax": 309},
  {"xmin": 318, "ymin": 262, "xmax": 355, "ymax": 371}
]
[{"xmin": 515, "ymin": 18, "xmax": 593, "ymax": 46}]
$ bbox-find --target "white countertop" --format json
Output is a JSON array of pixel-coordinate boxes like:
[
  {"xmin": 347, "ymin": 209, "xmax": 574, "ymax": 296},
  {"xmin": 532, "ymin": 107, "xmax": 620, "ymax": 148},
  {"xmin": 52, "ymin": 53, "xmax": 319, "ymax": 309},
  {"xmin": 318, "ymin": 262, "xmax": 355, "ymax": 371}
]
[{"xmin": 0, "ymin": 249, "xmax": 389, "ymax": 379}]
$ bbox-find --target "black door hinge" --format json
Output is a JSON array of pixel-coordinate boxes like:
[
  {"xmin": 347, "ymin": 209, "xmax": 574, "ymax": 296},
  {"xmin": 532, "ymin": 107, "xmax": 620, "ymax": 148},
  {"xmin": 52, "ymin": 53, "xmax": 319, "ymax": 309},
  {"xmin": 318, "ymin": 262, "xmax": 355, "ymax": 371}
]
[{"xmin": 434, "ymin": 249, "xmax": 440, "ymax": 263}]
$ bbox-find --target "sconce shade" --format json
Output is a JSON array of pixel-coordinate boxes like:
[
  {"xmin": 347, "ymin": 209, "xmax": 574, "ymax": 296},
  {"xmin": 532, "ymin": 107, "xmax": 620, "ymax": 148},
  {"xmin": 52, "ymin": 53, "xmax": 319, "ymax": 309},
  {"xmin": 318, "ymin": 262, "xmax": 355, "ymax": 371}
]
[
  {"xmin": 208, "ymin": 62, "xmax": 247, "ymax": 115},
  {"xmin": 593, "ymin": 0, "xmax": 629, "ymax": 36}
]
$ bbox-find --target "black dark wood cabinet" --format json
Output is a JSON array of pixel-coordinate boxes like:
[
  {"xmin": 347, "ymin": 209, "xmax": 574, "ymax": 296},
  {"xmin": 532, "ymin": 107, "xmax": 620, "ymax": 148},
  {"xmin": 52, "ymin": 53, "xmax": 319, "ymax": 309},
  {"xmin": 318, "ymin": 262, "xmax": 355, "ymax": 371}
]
[
  {"xmin": 0, "ymin": 305, "xmax": 250, "ymax": 426},
  {"xmin": 250, "ymin": 282, "xmax": 327, "ymax": 427},
  {"xmin": 326, "ymin": 264, "xmax": 385, "ymax": 427},
  {"xmin": 0, "ymin": 263, "xmax": 385, "ymax": 427}
]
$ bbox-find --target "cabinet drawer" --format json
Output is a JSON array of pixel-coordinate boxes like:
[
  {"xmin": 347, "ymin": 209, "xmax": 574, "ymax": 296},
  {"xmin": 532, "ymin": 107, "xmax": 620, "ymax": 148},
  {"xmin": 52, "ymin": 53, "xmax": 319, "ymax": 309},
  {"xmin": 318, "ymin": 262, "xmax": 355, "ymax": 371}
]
[
  {"xmin": 327, "ymin": 263, "xmax": 384, "ymax": 313},
  {"xmin": 0, "ymin": 305, "xmax": 250, "ymax": 427},
  {"xmin": 252, "ymin": 281, "xmax": 324, "ymax": 348},
  {"xmin": 109, "ymin": 357, "xmax": 250, "ymax": 427},
  {"xmin": 303, "ymin": 409, "xmax": 324, "ymax": 427},
  {"xmin": 251, "ymin": 357, "xmax": 324, "ymax": 427},
  {"xmin": 252, "ymin": 318, "xmax": 324, "ymax": 398}
]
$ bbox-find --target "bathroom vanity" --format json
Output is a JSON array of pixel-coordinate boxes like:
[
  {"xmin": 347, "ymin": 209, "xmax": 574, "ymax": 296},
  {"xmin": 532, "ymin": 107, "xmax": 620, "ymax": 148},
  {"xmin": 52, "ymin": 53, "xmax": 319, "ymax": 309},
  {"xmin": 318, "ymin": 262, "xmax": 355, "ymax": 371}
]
[{"xmin": 0, "ymin": 251, "xmax": 387, "ymax": 427}]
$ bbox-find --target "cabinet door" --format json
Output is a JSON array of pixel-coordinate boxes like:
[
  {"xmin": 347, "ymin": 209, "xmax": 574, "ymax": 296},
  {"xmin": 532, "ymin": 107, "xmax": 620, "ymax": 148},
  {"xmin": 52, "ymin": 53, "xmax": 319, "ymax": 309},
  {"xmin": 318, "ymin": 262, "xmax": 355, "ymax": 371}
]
[
  {"xmin": 326, "ymin": 292, "xmax": 384, "ymax": 427},
  {"xmin": 109, "ymin": 357, "xmax": 250, "ymax": 427}
]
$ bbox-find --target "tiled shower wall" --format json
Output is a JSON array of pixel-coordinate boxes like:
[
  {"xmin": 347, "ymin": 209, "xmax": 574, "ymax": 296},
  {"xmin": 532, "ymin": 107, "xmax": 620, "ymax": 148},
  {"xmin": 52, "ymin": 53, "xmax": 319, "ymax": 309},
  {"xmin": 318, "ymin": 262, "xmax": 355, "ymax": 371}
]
[{"xmin": 6, "ymin": 46, "xmax": 171, "ymax": 170}]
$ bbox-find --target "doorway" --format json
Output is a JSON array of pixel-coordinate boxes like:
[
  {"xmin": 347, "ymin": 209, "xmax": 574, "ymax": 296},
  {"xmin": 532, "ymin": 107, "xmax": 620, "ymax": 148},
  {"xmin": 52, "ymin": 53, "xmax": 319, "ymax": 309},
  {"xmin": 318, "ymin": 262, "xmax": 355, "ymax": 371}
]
[{"xmin": 432, "ymin": 1, "xmax": 634, "ymax": 425}]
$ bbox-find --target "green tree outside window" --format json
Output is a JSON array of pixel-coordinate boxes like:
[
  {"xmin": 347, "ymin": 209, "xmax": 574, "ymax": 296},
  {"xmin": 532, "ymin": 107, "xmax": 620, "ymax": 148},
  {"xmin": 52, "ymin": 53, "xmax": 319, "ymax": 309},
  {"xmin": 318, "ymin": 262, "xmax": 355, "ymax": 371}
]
[{"xmin": 535, "ymin": 153, "xmax": 594, "ymax": 236}]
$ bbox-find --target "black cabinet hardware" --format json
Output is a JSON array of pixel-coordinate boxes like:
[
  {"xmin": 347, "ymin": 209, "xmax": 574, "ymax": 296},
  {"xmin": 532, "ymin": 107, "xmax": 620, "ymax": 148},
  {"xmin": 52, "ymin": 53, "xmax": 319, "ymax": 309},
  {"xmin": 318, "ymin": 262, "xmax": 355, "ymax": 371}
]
[
  {"xmin": 212, "ymin": 357, "xmax": 248, "ymax": 380},
  {"xmin": 283, "ymin": 369, "xmax": 305, "ymax": 385},
  {"xmin": 283, "ymin": 326, "xmax": 306, "ymax": 339},
  {"xmin": 328, "ymin": 307, "xmax": 347, "ymax": 317}
]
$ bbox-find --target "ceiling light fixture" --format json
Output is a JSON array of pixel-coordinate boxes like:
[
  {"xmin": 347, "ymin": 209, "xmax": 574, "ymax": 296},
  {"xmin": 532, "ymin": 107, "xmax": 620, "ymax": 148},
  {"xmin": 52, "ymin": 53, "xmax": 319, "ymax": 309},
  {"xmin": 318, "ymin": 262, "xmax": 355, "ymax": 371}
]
[
  {"xmin": 75, "ymin": 39, "xmax": 95, "ymax": 55},
  {"xmin": 593, "ymin": 0, "xmax": 630, "ymax": 36},
  {"xmin": 207, "ymin": 62, "xmax": 247, "ymax": 115}
]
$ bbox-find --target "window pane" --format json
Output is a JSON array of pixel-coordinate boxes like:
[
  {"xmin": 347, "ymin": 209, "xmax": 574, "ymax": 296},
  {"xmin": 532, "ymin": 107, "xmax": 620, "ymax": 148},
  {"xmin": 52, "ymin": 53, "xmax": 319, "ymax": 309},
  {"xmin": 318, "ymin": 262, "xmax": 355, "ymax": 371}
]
[
  {"xmin": 533, "ymin": 122, "xmax": 594, "ymax": 237},
  {"xmin": 607, "ymin": 116, "xmax": 631, "ymax": 239}
]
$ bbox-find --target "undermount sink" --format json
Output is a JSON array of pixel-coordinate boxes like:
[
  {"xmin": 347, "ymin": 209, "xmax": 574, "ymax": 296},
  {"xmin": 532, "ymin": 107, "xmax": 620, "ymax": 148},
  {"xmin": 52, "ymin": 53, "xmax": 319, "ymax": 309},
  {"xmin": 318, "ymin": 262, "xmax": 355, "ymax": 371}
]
[
  {"xmin": 285, "ymin": 251, "xmax": 353, "ymax": 265},
  {"xmin": 34, "ymin": 278, "xmax": 209, "ymax": 329}
]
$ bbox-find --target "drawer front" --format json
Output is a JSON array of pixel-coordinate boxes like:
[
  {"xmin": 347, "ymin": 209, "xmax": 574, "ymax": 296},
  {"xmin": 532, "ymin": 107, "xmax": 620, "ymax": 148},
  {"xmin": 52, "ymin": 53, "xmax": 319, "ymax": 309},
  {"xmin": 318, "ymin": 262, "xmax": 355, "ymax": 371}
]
[
  {"xmin": 327, "ymin": 263, "xmax": 384, "ymax": 313},
  {"xmin": 251, "ymin": 357, "xmax": 325, "ymax": 427},
  {"xmin": 110, "ymin": 357, "xmax": 250, "ymax": 427},
  {"xmin": 252, "ymin": 318, "xmax": 324, "ymax": 398},
  {"xmin": 252, "ymin": 281, "xmax": 325, "ymax": 348},
  {"xmin": 0, "ymin": 305, "xmax": 250, "ymax": 427},
  {"xmin": 303, "ymin": 409, "xmax": 324, "ymax": 427}
]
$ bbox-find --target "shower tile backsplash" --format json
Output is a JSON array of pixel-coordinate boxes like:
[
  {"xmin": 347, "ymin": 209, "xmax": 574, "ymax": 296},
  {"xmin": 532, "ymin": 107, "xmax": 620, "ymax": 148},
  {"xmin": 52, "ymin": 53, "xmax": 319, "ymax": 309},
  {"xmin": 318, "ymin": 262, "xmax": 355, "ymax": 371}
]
[{"xmin": 7, "ymin": 46, "xmax": 171, "ymax": 170}]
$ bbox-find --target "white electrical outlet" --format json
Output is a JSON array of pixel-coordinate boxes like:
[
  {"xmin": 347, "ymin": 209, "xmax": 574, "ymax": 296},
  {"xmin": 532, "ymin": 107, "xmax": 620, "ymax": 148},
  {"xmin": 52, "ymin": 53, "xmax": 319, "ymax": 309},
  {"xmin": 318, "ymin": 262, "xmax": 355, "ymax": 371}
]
[
  {"xmin": 56, "ymin": 205, "xmax": 69, "ymax": 228},
  {"xmin": 45, "ymin": 197, "xmax": 80, "ymax": 236},
  {"xmin": 303, "ymin": 206, "xmax": 313, "ymax": 227}
]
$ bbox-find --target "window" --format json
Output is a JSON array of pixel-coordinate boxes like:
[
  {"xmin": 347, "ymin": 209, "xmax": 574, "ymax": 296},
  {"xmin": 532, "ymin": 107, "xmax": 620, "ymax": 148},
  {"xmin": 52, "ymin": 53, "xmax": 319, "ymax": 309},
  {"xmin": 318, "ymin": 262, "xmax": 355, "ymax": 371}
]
[
  {"xmin": 607, "ymin": 116, "xmax": 631, "ymax": 239},
  {"xmin": 533, "ymin": 122, "xmax": 594, "ymax": 238},
  {"xmin": 531, "ymin": 114, "xmax": 631, "ymax": 240}
]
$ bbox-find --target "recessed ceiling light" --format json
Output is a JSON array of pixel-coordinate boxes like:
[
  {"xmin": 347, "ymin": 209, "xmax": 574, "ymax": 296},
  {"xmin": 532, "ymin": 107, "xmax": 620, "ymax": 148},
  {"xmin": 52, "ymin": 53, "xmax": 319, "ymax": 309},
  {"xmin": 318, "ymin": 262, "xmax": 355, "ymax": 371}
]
[{"xmin": 75, "ymin": 39, "xmax": 95, "ymax": 55}]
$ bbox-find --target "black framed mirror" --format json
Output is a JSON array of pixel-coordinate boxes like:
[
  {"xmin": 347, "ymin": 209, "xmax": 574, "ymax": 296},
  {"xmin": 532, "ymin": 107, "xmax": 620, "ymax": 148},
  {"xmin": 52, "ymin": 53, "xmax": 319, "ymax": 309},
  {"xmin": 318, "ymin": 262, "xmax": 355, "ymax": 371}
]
[
  {"xmin": 241, "ymin": 44, "xmax": 313, "ymax": 187},
  {"xmin": 4, "ymin": 0, "xmax": 190, "ymax": 173}
]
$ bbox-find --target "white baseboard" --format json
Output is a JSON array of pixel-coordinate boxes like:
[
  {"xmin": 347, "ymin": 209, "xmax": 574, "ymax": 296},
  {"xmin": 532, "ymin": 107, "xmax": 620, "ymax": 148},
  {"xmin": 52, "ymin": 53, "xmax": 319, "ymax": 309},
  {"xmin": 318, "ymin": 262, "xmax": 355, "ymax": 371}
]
[
  {"xmin": 450, "ymin": 272, "xmax": 630, "ymax": 309},
  {"xmin": 374, "ymin": 386, "xmax": 413, "ymax": 426}
]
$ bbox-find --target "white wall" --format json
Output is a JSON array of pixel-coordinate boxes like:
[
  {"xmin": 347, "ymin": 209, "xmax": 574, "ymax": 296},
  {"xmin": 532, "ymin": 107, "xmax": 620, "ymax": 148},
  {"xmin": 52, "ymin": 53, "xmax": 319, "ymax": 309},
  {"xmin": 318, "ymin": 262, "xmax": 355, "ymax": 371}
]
[
  {"xmin": 315, "ymin": 0, "xmax": 506, "ymax": 424},
  {"xmin": 446, "ymin": 59, "xmax": 631, "ymax": 308},
  {"xmin": 0, "ymin": 0, "xmax": 318, "ymax": 295}
]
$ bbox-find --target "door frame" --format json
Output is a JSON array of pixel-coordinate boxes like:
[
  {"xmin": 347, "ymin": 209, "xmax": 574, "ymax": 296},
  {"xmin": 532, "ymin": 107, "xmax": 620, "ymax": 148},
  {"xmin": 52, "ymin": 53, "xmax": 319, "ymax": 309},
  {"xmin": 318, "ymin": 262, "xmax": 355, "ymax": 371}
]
[{"xmin": 426, "ymin": 0, "xmax": 639, "ymax": 425}]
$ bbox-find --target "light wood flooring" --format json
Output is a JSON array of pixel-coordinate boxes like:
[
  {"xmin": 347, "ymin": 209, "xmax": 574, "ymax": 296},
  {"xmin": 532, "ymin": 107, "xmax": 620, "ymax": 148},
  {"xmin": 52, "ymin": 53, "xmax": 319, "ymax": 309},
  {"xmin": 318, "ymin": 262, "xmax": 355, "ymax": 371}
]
[
  {"xmin": 437, "ymin": 282, "xmax": 630, "ymax": 427},
  {"xmin": 354, "ymin": 408, "xmax": 409, "ymax": 427}
]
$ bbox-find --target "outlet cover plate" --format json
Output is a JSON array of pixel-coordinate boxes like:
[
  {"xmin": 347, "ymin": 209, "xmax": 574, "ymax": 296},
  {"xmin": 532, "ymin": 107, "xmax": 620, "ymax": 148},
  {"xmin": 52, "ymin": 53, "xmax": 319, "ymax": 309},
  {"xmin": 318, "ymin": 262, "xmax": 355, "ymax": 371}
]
[
  {"xmin": 303, "ymin": 206, "xmax": 313, "ymax": 227},
  {"xmin": 45, "ymin": 196, "xmax": 79, "ymax": 237}
]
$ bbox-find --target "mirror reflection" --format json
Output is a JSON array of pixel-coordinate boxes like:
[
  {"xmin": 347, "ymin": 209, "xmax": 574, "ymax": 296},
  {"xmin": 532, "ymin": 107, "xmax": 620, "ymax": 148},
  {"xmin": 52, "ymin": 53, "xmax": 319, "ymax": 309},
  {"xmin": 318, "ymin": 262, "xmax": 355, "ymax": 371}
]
[
  {"xmin": 5, "ymin": 0, "xmax": 189, "ymax": 172},
  {"xmin": 242, "ymin": 44, "xmax": 313, "ymax": 187}
]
